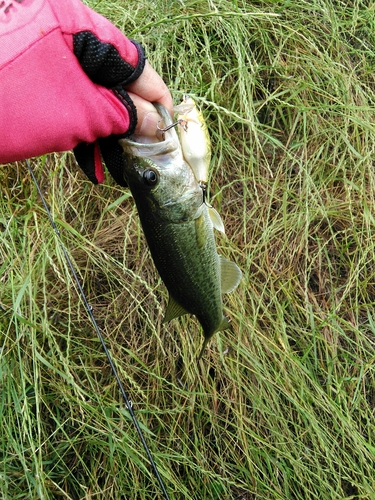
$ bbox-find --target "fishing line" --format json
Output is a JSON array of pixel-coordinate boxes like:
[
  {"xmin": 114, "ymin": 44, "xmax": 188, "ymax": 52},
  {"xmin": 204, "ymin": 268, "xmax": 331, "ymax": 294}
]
[{"xmin": 26, "ymin": 159, "xmax": 171, "ymax": 500}]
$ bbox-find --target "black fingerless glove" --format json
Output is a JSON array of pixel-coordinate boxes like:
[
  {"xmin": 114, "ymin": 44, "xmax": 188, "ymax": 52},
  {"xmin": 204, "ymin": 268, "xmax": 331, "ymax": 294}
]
[{"xmin": 73, "ymin": 32, "xmax": 145, "ymax": 187}]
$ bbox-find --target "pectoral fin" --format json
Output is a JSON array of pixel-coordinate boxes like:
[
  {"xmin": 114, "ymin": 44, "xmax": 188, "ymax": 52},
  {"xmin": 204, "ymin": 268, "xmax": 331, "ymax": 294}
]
[
  {"xmin": 208, "ymin": 206, "xmax": 225, "ymax": 234},
  {"xmin": 193, "ymin": 204, "xmax": 205, "ymax": 220},
  {"xmin": 220, "ymin": 256, "xmax": 242, "ymax": 294},
  {"xmin": 163, "ymin": 295, "xmax": 189, "ymax": 323}
]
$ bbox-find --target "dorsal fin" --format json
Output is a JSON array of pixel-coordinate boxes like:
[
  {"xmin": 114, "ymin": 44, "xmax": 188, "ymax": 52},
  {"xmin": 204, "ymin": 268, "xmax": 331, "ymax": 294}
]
[
  {"xmin": 163, "ymin": 295, "xmax": 189, "ymax": 323},
  {"xmin": 220, "ymin": 256, "xmax": 242, "ymax": 294}
]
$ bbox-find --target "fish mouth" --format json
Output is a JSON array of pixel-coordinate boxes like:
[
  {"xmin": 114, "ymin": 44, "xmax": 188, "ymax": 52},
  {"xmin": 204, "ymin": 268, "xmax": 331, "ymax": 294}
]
[{"xmin": 119, "ymin": 103, "xmax": 180, "ymax": 159}]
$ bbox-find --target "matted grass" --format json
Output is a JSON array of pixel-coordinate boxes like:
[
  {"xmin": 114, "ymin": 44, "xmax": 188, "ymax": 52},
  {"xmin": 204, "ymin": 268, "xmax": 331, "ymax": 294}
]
[{"xmin": 1, "ymin": 0, "xmax": 375, "ymax": 498}]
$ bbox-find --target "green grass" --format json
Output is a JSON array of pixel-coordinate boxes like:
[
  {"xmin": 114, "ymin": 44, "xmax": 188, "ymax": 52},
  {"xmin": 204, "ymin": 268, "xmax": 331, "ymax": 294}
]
[{"xmin": 2, "ymin": 0, "xmax": 375, "ymax": 498}]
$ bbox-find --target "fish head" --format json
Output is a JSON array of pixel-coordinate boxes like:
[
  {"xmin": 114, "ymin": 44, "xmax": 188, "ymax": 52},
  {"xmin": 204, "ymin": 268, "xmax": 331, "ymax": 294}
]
[
  {"xmin": 120, "ymin": 104, "xmax": 203, "ymax": 223},
  {"xmin": 122, "ymin": 154, "xmax": 203, "ymax": 224}
]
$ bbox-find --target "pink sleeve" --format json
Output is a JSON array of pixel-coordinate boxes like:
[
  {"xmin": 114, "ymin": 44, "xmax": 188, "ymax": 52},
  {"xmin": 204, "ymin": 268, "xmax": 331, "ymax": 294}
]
[{"xmin": 0, "ymin": 0, "xmax": 143, "ymax": 163}]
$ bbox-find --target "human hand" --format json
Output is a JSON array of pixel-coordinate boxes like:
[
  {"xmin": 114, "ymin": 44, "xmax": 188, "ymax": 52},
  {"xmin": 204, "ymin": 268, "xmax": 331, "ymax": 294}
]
[
  {"xmin": 0, "ymin": 0, "xmax": 173, "ymax": 186},
  {"xmin": 128, "ymin": 61, "xmax": 173, "ymax": 137}
]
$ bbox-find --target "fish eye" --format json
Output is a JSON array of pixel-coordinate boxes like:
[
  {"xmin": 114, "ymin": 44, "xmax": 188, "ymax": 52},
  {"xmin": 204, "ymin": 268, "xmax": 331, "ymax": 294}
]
[{"xmin": 143, "ymin": 169, "xmax": 159, "ymax": 186}]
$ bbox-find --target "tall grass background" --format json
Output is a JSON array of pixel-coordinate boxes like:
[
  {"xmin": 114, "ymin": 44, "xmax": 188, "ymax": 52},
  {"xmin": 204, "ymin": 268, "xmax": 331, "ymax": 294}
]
[{"xmin": 1, "ymin": 0, "xmax": 375, "ymax": 498}]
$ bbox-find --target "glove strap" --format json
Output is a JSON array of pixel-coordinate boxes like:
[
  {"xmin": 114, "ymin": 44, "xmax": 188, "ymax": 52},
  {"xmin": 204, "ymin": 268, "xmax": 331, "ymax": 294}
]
[{"xmin": 73, "ymin": 141, "xmax": 104, "ymax": 184}]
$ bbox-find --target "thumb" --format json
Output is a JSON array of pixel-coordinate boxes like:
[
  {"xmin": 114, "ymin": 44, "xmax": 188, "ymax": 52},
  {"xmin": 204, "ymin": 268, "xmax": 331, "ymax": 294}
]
[{"xmin": 128, "ymin": 92, "xmax": 172, "ymax": 138}]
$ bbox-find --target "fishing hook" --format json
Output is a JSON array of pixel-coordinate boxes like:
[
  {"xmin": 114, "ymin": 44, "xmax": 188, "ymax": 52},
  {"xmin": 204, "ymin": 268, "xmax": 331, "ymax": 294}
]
[
  {"xmin": 26, "ymin": 159, "xmax": 171, "ymax": 500},
  {"xmin": 157, "ymin": 118, "xmax": 188, "ymax": 132}
]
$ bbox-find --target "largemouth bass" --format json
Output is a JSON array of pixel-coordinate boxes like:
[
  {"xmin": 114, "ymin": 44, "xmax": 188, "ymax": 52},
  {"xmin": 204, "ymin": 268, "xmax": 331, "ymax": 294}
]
[{"xmin": 120, "ymin": 103, "xmax": 241, "ymax": 357}]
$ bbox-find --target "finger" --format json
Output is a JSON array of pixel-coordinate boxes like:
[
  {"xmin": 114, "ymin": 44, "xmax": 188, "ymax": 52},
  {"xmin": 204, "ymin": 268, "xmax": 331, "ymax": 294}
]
[
  {"xmin": 128, "ymin": 92, "xmax": 164, "ymax": 137},
  {"xmin": 125, "ymin": 60, "xmax": 173, "ymax": 117}
]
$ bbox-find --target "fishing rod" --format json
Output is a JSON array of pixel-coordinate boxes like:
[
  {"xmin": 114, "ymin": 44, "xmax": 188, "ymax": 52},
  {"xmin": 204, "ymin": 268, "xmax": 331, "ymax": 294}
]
[{"xmin": 26, "ymin": 159, "xmax": 171, "ymax": 500}]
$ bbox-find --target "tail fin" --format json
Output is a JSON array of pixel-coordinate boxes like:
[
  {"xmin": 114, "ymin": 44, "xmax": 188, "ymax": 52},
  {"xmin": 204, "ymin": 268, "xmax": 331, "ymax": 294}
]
[
  {"xmin": 197, "ymin": 337, "xmax": 210, "ymax": 361},
  {"xmin": 197, "ymin": 316, "xmax": 231, "ymax": 361}
]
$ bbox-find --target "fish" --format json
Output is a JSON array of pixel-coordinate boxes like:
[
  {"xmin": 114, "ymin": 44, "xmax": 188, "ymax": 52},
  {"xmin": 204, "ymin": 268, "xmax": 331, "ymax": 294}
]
[
  {"xmin": 119, "ymin": 102, "xmax": 242, "ymax": 358},
  {"xmin": 173, "ymin": 95, "xmax": 211, "ymax": 186},
  {"xmin": 173, "ymin": 94, "xmax": 225, "ymax": 235}
]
